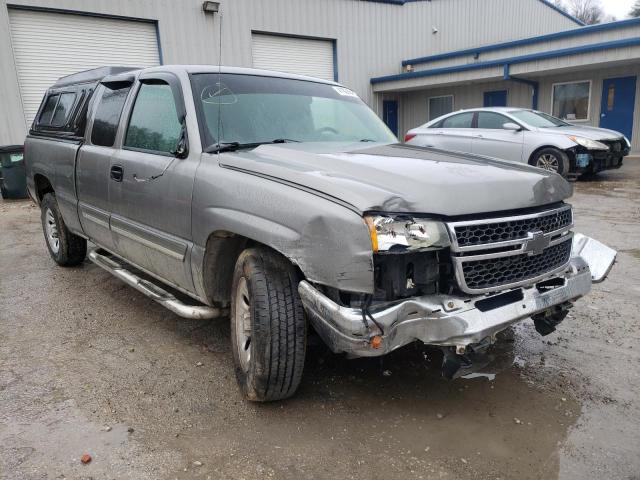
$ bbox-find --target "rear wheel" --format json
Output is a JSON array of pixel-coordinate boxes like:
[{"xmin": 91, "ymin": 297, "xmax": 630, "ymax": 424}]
[
  {"xmin": 40, "ymin": 193, "xmax": 87, "ymax": 266},
  {"xmin": 230, "ymin": 247, "xmax": 307, "ymax": 401},
  {"xmin": 529, "ymin": 148, "xmax": 570, "ymax": 177}
]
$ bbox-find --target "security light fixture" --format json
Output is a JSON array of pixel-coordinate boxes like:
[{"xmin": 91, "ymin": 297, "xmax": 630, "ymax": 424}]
[{"xmin": 202, "ymin": 1, "xmax": 220, "ymax": 14}]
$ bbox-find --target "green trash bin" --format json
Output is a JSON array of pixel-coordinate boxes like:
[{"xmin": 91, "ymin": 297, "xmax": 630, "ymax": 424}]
[{"xmin": 0, "ymin": 145, "xmax": 28, "ymax": 199}]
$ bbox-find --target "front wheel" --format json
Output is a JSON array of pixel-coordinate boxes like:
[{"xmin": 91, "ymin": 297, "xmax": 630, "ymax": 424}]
[
  {"xmin": 529, "ymin": 148, "xmax": 570, "ymax": 178},
  {"xmin": 40, "ymin": 193, "xmax": 87, "ymax": 266},
  {"xmin": 230, "ymin": 247, "xmax": 307, "ymax": 401}
]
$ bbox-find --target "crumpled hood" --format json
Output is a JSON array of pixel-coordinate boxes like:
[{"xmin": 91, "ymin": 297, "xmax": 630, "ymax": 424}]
[
  {"xmin": 537, "ymin": 125, "xmax": 625, "ymax": 141},
  {"xmin": 219, "ymin": 143, "xmax": 572, "ymax": 216}
]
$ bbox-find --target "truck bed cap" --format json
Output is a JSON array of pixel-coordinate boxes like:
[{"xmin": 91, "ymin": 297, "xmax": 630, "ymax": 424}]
[{"xmin": 53, "ymin": 66, "xmax": 140, "ymax": 88}]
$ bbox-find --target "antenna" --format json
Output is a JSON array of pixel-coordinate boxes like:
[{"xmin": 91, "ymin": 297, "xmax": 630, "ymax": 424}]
[{"xmin": 216, "ymin": 11, "xmax": 223, "ymax": 150}]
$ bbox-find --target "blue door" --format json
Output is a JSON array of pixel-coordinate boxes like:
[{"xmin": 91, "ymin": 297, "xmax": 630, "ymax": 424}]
[
  {"xmin": 383, "ymin": 100, "xmax": 398, "ymax": 137},
  {"xmin": 483, "ymin": 90, "xmax": 507, "ymax": 107},
  {"xmin": 600, "ymin": 76, "xmax": 636, "ymax": 140}
]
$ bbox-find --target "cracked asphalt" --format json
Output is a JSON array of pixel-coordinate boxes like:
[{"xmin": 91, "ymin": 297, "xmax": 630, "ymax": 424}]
[{"xmin": 1, "ymin": 161, "xmax": 639, "ymax": 479}]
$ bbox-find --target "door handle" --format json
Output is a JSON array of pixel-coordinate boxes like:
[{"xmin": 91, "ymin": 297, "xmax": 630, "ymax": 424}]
[{"xmin": 110, "ymin": 165, "xmax": 124, "ymax": 182}]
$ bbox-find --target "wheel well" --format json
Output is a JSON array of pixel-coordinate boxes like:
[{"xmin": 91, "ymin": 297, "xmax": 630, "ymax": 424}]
[
  {"xmin": 528, "ymin": 146, "xmax": 565, "ymax": 165},
  {"xmin": 201, "ymin": 231, "xmax": 305, "ymax": 306},
  {"xmin": 34, "ymin": 174, "xmax": 54, "ymax": 202},
  {"xmin": 202, "ymin": 231, "xmax": 252, "ymax": 306}
]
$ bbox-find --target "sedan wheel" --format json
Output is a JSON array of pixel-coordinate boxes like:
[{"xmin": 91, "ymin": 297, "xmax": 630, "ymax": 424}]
[{"xmin": 536, "ymin": 153, "xmax": 560, "ymax": 172}]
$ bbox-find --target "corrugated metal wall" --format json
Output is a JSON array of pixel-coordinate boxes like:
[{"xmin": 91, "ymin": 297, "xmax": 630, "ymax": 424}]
[{"xmin": 0, "ymin": 0, "xmax": 578, "ymax": 145}]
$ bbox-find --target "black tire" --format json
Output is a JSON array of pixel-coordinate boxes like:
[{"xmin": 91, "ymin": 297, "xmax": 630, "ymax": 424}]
[
  {"xmin": 529, "ymin": 147, "xmax": 570, "ymax": 178},
  {"xmin": 40, "ymin": 193, "xmax": 87, "ymax": 266},
  {"xmin": 230, "ymin": 247, "xmax": 307, "ymax": 402}
]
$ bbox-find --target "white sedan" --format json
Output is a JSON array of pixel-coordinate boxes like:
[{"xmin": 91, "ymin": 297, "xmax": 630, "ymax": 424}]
[{"xmin": 404, "ymin": 107, "xmax": 629, "ymax": 178}]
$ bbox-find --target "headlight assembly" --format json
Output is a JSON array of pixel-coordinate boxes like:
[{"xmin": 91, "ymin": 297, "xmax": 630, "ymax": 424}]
[
  {"xmin": 567, "ymin": 135, "xmax": 609, "ymax": 151},
  {"xmin": 364, "ymin": 215, "xmax": 451, "ymax": 253}
]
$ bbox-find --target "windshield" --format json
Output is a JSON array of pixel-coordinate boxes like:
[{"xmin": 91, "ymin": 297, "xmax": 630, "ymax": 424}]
[
  {"xmin": 190, "ymin": 73, "xmax": 397, "ymax": 149},
  {"xmin": 510, "ymin": 110, "xmax": 570, "ymax": 128}
]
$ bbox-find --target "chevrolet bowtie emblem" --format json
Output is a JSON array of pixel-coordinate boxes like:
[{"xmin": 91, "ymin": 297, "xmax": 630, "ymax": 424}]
[{"xmin": 523, "ymin": 231, "xmax": 550, "ymax": 256}]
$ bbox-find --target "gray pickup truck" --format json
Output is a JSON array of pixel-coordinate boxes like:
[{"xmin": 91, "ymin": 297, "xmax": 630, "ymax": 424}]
[{"xmin": 25, "ymin": 65, "xmax": 616, "ymax": 401}]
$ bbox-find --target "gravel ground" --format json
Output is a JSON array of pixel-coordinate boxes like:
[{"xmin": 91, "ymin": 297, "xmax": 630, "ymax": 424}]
[{"xmin": 1, "ymin": 162, "xmax": 639, "ymax": 480}]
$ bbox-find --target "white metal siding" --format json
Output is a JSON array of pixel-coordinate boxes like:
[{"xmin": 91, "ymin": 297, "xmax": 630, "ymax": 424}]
[
  {"xmin": 8, "ymin": 8, "xmax": 160, "ymax": 129},
  {"xmin": 251, "ymin": 33, "xmax": 334, "ymax": 81}
]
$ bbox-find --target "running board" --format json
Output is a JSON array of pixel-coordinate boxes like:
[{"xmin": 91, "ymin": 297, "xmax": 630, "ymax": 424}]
[{"xmin": 88, "ymin": 249, "xmax": 222, "ymax": 320}]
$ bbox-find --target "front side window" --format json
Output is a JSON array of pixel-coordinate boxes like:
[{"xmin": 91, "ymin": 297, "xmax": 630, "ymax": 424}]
[
  {"xmin": 190, "ymin": 73, "xmax": 397, "ymax": 148},
  {"xmin": 510, "ymin": 110, "xmax": 569, "ymax": 128},
  {"xmin": 440, "ymin": 112, "xmax": 474, "ymax": 129},
  {"xmin": 91, "ymin": 85, "xmax": 131, "ymax": 147},
  {"xmin": 38, "ymin": 94, "xmax": 59, "ymax": 125},
  {"xmin": 476, "ymin": 112, "xmax": 510, "ymax": 129},
  {"xmin": 552, "ymin": 81, "xmax": 590, "ymax": 121},
  {"xmin": 124, "ymin": 82, "xmax": 182, "ymax": 154},
  {"xmin": 428, "ymin": 95, "xmax": 454, "ymax": 121}
]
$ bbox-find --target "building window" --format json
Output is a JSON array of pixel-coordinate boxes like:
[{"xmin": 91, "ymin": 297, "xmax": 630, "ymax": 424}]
[
  {"xmin": 552, "ymin": 80, "xmax": 591, "ymax": 121},
  {"xmin": 428, "ymin": 95, "xmax": 453, "ymax": 121}
]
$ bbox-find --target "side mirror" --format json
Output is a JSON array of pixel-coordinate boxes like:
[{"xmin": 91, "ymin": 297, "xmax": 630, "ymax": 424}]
[{"xmin": 502, "ymin": 122, "xmax": 522, "ymax": 131}]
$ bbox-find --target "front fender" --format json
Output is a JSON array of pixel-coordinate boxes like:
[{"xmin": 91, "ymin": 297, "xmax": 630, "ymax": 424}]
[{"xmin": 191, "ymin": 160, "xmax": 375, "ymax": 298}]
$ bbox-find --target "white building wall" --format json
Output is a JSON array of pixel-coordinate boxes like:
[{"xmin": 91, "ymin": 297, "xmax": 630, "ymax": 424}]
[{"xmin": 0, "ymin": 0, "xmax": 579, "ymax": 145}]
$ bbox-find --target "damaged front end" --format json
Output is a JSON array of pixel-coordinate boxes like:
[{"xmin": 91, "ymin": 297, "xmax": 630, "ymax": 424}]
[{"xmin": 298, "ymin": 204, "xmax": 616, "ymax": 379}]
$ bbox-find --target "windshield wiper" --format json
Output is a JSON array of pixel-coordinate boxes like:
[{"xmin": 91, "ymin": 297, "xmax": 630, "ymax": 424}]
[
  {"xmin": 204, "ymin": 139, "xmax": 301, "ymax": 154},
  {"xmin": 204, "ymin": 142, "xmax": 241, "ymax": 153}
]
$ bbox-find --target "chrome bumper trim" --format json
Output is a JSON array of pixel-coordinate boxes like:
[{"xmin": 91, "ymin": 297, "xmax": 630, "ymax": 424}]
[{"xmin": 299, "ymin": 256, "xmax": 592, "ymax": 358}]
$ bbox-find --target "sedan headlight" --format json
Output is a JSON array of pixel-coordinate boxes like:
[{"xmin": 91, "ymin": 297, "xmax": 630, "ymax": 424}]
[
  {"xmin": 364, "ymin": 215, "xmax": 451, "ymax": 252},
  {"xmin": 567, "ymin": 135, "xmax": 609, "ymax": 151}
]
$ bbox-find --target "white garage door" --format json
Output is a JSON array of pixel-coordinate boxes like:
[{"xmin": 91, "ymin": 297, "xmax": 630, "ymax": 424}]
[
  {"xmin": 251, "ymin": 33, "xmax": 335, "ymax": 81},
  {"xmin": 8, "ymin": 8, "xmax": 160, "ymax": 128}
]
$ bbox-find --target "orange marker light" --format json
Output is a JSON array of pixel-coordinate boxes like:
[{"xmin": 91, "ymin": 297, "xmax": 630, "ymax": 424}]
[
  {"xmin": 370, "ymin": 335, "xmax": 383, "ymax": 349},
  {"xmin": 364, "ymin": 217, "xmax": 379, "ymax": 253}
]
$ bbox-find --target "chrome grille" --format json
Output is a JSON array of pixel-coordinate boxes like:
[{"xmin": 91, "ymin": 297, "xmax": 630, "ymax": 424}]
[
  {"xmin": 461, "ymin": 237, "xmax": 572, "ymax": 291},
  {"xmin": 453, "ymin": 206, "xmax": 572, "ymax": 249},
  {"xmin": 447, "ymin": 205, "xmax": 574, "ymax": 294}
]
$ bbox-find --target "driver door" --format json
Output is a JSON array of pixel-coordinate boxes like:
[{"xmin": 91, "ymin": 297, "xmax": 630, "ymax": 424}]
[{"xmin": 109, "ymin": 72, "xmax": 197, "ymax": 292}]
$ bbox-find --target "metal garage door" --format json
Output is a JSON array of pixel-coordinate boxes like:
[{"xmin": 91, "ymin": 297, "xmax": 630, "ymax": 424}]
[
  {"xmin": 251, "ymin": 33, "xmax": 335, "ymax": 81},
  {"xmin": 8, "ymin": 8, "xmax": 160, "ymax": 128}
]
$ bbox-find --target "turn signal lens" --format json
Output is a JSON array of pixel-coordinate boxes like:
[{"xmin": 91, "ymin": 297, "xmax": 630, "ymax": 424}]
[
  {"xmin": 364, "ymin": 216, "xmax": 379, "ymax": 253},
  {"xmin": 404, "ymin": 133, "xmax": 417, "ymax": 142}
]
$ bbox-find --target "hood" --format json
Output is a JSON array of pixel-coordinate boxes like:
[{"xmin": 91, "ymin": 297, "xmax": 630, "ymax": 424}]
[
  {"xmin": 219, "ymin": 143, "xmax": 572, "ymax": 217},
  {"xmin": 536, "ymin": 124, "xmax": 625, "ymax": 141}
]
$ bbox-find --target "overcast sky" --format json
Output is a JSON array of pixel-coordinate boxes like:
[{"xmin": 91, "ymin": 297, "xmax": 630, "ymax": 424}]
[{"xmin": 600, "ymin": 0, "xmax": 635, "ymax": 19}]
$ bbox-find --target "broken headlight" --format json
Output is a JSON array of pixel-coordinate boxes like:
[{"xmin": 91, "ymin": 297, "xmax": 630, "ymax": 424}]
[
  {"xmin": 567, "ymin": 135, "xmax": 609, "ymax": 151},
  {"xmin": 365, "ymin": 215, "xmax": 451, "ymax": 253}
]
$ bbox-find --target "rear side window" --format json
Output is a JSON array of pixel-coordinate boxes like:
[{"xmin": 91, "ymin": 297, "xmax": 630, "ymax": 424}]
[
  {"xmin": 38, "ymin": 94, "xmax": 59, "ymax": 125},
  {"xmin": 124, "ymin": 82, "xmax": 181, "ymax": 154},
  {"xmin": 477, "ymin": 112, "xmax": 510, "ymax": 129},
  {"xmin": 51, "ymin": 93, "xmax": 76, "ymax": 126},
  {"xmin": 91, "ymin": 85, "xmax": 131, "ymax": 147},
  {"xmin": 441, "ymin": 112, "xmax": 474, "ymax": 128}
]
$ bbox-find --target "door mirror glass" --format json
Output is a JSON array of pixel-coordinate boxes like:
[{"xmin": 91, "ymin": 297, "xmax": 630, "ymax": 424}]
[{"xmin": 502, "ymin": 122, "xmax": 522, "ymax": 131}]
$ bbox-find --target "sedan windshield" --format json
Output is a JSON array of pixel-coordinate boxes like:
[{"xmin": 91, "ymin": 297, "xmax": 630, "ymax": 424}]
[
  {"xmin": 190, "ymin": 73, "xmax": 397, "ymax": 149},
  {"xmin": 510, "ymin": 110, "xmax": 570, "ymax": 128}
]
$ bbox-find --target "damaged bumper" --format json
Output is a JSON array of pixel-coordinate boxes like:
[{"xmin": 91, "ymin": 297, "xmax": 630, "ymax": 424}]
[{"xmin": 299, "ymin": 235, "xmax": 615, "ymax": 358}]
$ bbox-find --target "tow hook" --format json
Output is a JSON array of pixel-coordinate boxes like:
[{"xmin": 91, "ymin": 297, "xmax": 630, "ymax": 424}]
[
  {"xmin": 532, "ymin": 302, "xmax": 572, "ymax": 336},
  {"xmin": 441, "ymin": 341, "xmax": 492, "ymax": 380}
]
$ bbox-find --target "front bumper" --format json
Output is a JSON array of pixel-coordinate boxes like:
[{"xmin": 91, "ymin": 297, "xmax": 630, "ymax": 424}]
[{"xmin": 299, "ymin": 235, "xmax": 614, "ymax": 358}]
